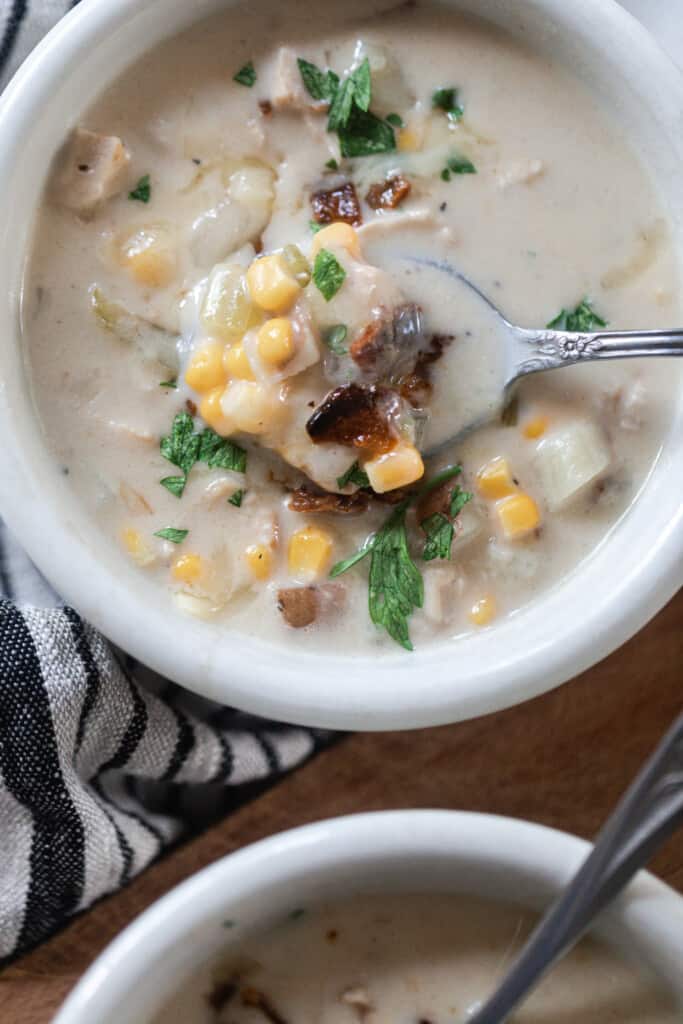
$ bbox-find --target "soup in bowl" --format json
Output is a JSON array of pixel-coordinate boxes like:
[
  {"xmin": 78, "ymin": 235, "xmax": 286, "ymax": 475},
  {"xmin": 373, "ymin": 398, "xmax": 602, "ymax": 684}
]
[{"xmin": 0, "ymin": 0, "xmax": 682, "ymax": 725}]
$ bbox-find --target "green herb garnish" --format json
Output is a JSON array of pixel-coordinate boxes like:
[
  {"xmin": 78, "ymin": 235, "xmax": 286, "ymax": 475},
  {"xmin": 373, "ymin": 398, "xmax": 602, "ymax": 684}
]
[
  {"xmin": 323, "ymin": 323, "xmax": 348, "ymax": 354},
  {"xmin": 547, "ymin": 298, "xmax": 608, "ymax": 332},
  {"xmin": 330, "ymin": 465, "xmax": 465, "ymax": 649},
  {"xmin": 233, "ymin": 60, "xmax": 256, "ymax": 87},
  {"xmin": 128, "ymin": 174, "xmax": 151, "ymax": 203},
  {"xmin": 160, "ymin": 412, "xmax": 247, "ymax": 497},
  {"xmin": 298, "ymin": 56, "xmax": 395, "ymax": 158},
  {"xmin": 421, "ymin": 484, "xmax": 473, "ymax": 562},
  {"xmin": 313, "ymin": 249, "xmax": 346, "ymax": 301},
  {"xmin": 154, "ymin": 527, "xmax": 188, "ymax": 544},
  {"xmin": 325, "ymin": 158, "xmax": 339, "ymax": 171},
  {"xmin": 337, "ymin": 461, "xmax": 370, "ymax": 489},
  {"xmin": 441, "ymin": 156, "xmax": 476, "ymax": 181},
  {"xmin": 309, "ymin": 220, "xmax": 324, "ymax": 234},
  {"xmin": 432, "ymin": 86, "xmax": 464, "ymax": 120},
  {"xmin": 228, "ymin": 489, "xmax": 244, "ymax": 507},
  {"xmin": 159, "ymin": 378, "xmax": 177, "ymax": 389},
  {"xmin": 386, "ymin": 112, "xmax": 404, "ymax": 127}
]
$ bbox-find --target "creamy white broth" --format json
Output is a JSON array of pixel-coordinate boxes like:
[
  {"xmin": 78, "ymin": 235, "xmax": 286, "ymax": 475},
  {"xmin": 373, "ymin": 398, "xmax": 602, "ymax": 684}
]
[
  {"xmin": 22, "ymin": 0, "xmax": 681, "ymax": 653},
  {"xmin": 150, "ymin": 893, "xmax": 680, "ymax": 1022}
]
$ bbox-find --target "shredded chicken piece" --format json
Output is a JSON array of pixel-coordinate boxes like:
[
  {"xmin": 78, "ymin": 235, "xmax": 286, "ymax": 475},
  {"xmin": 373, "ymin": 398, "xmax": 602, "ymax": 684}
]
[
  {"xmin": 271, "ymin": 47, "xmax": 327, "ymax": 113},
  {"xmin": 55, "ymin": 128, "xmax": 130, "ymax": 214},
  {"xmin": 311, "ymin": 182, "xmax": 363, "ymax": 226}
]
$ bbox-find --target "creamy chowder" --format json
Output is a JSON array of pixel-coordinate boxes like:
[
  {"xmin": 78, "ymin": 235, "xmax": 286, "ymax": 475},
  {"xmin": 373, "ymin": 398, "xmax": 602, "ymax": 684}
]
[
  {"xmin": 151, "ymin": 893, "xmax": 681, "ymax": 1022},
  {"xmin": 22, "ymin": 0, "xmax": 681, "ymax": 652}
]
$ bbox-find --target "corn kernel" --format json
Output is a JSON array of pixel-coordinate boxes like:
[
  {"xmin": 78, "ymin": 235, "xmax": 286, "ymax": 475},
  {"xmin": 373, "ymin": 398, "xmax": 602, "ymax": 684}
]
[
  {"xmin": 246, "ymin": 254, "xmax": 301, "ymax": 314},
  {"xmin": 245, "ymin": 544, "xmax": 273, "ymax": 581},
  {"xmin": 257, "ymin": 318, "xmax": 295, "ymax": 368},
  {"xmin": 364, "ymin": 443, "xmax": 424, "ymax": 494},
  {"xmin": 185, "ymin": 343, "xmax": 226, "ymax": 394},
  {"xmin": 496, "ymin": 493, "xmax": 541, "ymax": 540},
  {"xmin": 288, "ymin": 525, "xmax": 333, "ymax": 579},
  {"xmin": 469, "ymin": 594, "xmax": 497, "ymax": 626},
  {"xmin": 223, "ymin": 343, "xmax": 256, "ymax": 381},
  {"xmin": 311, "ymin": 222, "xmax": 361, "ymax": 260},
  {"xmin": 199, "ymin": 386, "xmax": 233, "ymax": 435},
  {"xmin": 202, "ymin": 264, "xmax": 258, "ymax": 342},
  {"xmin": 476, "ymin": 457, "xmax": 516, "ymax": 500},
  {"xmin": 522, "ymin": 415, "xmax": 549, "ymax": 440},
  {"xmin": 171, "ymin": 553, "xmax": 203, "ymax": 584},
  {"xmin": 221, "ymin": 381, "xmax": 274, "ymax": 435},
  {"xmin": 120, "ymin": 226, "xmax": 176, "ymax": 288},
  {"xmin": 397, "ymin": 125, "xmax": 423, "ymax": 152},
  {"xmin": 121, "ymin": 527, "xmax": 155, "ymax": 567}
]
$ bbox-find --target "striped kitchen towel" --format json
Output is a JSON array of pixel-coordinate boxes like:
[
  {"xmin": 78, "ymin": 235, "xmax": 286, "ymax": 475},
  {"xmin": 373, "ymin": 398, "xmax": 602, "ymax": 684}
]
[{"xmin": 0, "ymin": 521, "xmax": 332, "ymax": 965}]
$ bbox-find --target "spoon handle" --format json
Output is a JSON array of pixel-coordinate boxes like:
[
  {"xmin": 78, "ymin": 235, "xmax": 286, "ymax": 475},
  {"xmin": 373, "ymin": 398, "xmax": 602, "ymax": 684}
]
[
  {"xmin": 512, "ymin": 326, "xmax": 683, "ymax": 378},
  {"xmin": 468, "ymin": 712, "xmax": 683, "ymax": 1024}
]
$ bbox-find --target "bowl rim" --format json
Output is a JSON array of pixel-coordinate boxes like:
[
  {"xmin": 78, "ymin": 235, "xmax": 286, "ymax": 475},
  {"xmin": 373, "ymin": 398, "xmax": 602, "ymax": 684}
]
[
  {"xmin": 0, "ymin": 0, "xmax": 682, "ymax": 729},
  {"xmin": 51, "ymin": 809, "xmax": 683, "ymax": 1023}
]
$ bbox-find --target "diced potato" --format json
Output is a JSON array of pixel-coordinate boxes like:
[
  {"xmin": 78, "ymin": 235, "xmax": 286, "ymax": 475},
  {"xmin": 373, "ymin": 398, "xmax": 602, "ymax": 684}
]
[
  {"xmin": 257, "ymin": 318, "xmax": 295, "ymax": 368},
  {"xmin": 120, "ymin": 527, "xmax": 156, "ymax": 567},
  {"xmin": 495, "ymin": 493, "xmax": 541, "ymax": 540},
  {"xmin": 199, "ymin": 386, "xmax": 233, "ymax": 435},
  {"xmin": 185, "ymin": 343, "xmax": 227, "ymax": 393},
  {"xmin": 476, "ymin": 457, "xmax": 516, "ymax": 500},
  {"xmin": 220, "ymin": 380, "xmax": 276, "ymax": 434},
  {"xmin": 229, "ymin": 164, "xmax": 275, "ymax": 208},
  {"xmin": 247, "ymin": 254, "xmax": 301, "ymax": 314},
  {"xmin": 202, "ymin": 263, "xmax": 258, "ymax": 341},
  {"xmin": 421, "ymin": 564, "xmax": 465, "ymax": 625},
  {"xmin": 535, "ymin": 420, "xmax": 612, "ymax": 509},
  {"xmin": 271, "ymin": 46, "xmax": 328, "ymax": 112},
  {"xmin": 288, "ymin": 526, "xmax": 333, "ymax": 579},
  {"xmin": 364, "ymin": 443, "xmax": 424, "ymax": 494},
  {"xmin": 311, "ymin": 222, "xmax": 361, "ymax": 260},
  {"xmin": 55, "ymin": 128, "xmax": 130, "ymax": 214},
  {"xmin": 119, "ymin": 225, "xmax": 177, "ymax": 288},
  {"xmin": 223, "ymin": 342, "xmax": 256, "ymax": 381},
  {"xmin": 245, "ymin": 544, "xmax": 273, "ymax": 581},
  {"xmin": 352, "ymin": 41, "xmax": 415, "ymax": 116},
  {"xmin": 469, "ymin": 594, "xmax": 497, "ymax": 626}
]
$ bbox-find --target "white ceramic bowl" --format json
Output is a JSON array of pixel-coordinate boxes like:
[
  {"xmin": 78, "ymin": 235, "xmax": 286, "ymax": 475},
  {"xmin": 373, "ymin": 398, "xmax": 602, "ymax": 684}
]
[
  {"xmin": 0, "ymin": 0, "xmax": 682, "ymax": 729},
  {"xmin": 52, "ymin": 810, "xmax": 683, "ymax": 1022}
]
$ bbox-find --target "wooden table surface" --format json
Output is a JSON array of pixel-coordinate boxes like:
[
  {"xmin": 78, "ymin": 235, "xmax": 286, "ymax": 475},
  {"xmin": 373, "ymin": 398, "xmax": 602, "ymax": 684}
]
[{"xmin": 3, "ymin": 590, "xmax": 682, "ymax": 1022}]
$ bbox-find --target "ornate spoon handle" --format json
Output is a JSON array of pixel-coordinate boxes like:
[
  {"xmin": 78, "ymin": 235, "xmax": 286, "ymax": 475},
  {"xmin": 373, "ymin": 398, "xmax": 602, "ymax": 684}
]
[
  {"xmin": 512, "ymin": 326, "xmax": 683, "ymax": 378},
  {"xmin": 468, "ymin": 712, "xmax": 683, "ymax": 1024}
]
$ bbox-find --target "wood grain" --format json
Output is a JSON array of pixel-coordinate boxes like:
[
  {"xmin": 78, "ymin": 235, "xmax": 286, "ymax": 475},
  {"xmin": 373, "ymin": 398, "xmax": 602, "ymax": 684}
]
[{"xmin": 1, "ymin": 590, "xmax": 681, "ymax": 1023}]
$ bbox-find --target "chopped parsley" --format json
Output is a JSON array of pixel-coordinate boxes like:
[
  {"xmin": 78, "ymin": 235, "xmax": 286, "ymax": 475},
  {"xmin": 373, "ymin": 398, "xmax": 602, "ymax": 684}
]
[
  {"xmin": 337, "ymin": 461, "xmax": 370, "ymax": 489},
  {"xmin": 547, "ymin": 299, "xmax": 608, "ymax": 332},
  {"xmin": 228, "ymin": 489, "xmax": 244, "ymax": 507},
  {"xmin": 233, "ymin": 60, "xmax": 256, "ymax": 87},
  {"xmin": 298, "ymin": 56, "xmax": 395, "ymax": 158},
  {"xmin": 330, "ymin": 465, "xmax": 464, "ymax": 649},
  {"xmin": 309, "ymin": 219, "xmax": 324, "ymax": 234},
  {"xmin": 154, "ymin": 527, "xmax": 188, "ymax": 544},
  {"xmin": 386, "ymin": 112, "xmax": 404, "ymax": 127},
  {"xmin": 323, "ymin": 323, "xmax": 348, "ymax": 354},
  {"xmin": 432, "ymin": 86, "xmax": 464, "ymax": 120},
  {"xmin": 160, "ymin": 411, "xmax": 247, "ymax": 497},
  {"xmin": 128, "ymin": 174, "xmax": 151, "ymax": 203},
  {"xmin": 441, "ymin": 156, "xmax": 476, "ymax": 181},
  {"xmin": 159, "ymin": 378, "xmax": 177, "ymax": 389},
  {"xmin": 313, "ymin": 249, "xmax": 346, "ymax": 301},
  {"xmin": 421, "ymin": 483, "xmax": 473, "ymax": 562},
  {"xmin": 325, "ymin": 158, "xmax": 339, "ymax": 171}
]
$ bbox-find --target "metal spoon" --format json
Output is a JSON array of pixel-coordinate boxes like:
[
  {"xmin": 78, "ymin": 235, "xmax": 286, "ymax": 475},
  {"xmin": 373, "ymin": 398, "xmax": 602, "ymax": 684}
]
[
  {"xmin": 408, "ymin": 258, "xmax": 683, "ymax": 453},
  {"xmin": 467, "ymin": 711, "xmax": 683, "ymax": 1023}
]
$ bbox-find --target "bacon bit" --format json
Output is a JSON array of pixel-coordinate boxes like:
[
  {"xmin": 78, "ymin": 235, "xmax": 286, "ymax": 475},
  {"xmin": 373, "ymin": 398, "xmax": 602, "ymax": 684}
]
[
  {"xmin": 415, "ymin": 478, "xmax": 455, "ymax": 523},
  {"xmin": 399, "ymin": 333, "xmax": 454, "ymax": 408},
  {"xmin": 258, "ymin": 99, "xmax": 273, "ymax": 116},
  {"xmin": 185, "ymin": 398, "xmax": 198, "ymax": 417},
  {"xmin": 350, "ymin": 319, "xmax": 388, "ymax": 371},
  {"xmin": 365, "ymin": 173, "xmax": 412, "ymax": 210},
  {"xmin": 277, "ymin": 586, "xmax": 318, "ymax": 628},
  {"xmin": 311, "ymin": 182, "xmax": 363, "ymax": 227},
  {"xmin": 241, "ymin": 987, "xmax": 288, "ymax": 1024},
  {"xmin": 289, "ymin": 487, "xmax": 370, "ymax": 514},
  {"xmin": 207, "ymin": 980, "xmax": 237, "ymax": 1012},
  {"xmin": 372, "ymin": 486, "xmax": 412, "ymax": 505},
  {"xmin": 306, "ymin": 384, "xmax": 398, "ymax": 451}
]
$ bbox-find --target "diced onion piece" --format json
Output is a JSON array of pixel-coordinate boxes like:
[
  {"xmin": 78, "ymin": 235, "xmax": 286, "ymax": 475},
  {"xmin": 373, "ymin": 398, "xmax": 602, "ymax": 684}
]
[
  {"xmin": 535, "ymin": 420, "xmax": 612, "ymax": 509},
  {"xmin": 201, "ymin": 263, "xmax": 258, "ymax": 341}
]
